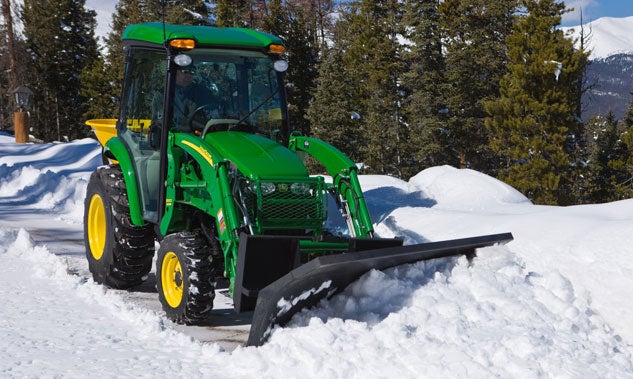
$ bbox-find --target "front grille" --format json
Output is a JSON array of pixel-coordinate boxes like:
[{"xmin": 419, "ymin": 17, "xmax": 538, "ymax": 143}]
[{"xmin": 239, "ymin": 177, "xmax": 327, "ymax": 232}]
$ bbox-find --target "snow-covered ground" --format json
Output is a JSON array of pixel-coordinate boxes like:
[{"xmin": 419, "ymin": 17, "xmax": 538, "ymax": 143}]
[{"xmin": 1, "ymin": 132, "xmax": 632, "ymax": 377}]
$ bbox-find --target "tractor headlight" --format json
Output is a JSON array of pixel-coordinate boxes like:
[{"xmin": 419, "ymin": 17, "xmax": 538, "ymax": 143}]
[
  {"xmin": 260, "ymin": 182, "xmax": 276, "ymax": 195},
  {"xmin": 290, "ymin": 182, "xmax": 311, "ymax": 195},
  {"xmin": 249, "ymin": 181, "xmax": 276, "ymax": 195}
]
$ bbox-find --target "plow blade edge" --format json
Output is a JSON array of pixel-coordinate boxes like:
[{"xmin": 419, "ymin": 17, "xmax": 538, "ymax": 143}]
[{"xmin": 247, "ymin": 232, "xmax": 513, "ymax": 346}]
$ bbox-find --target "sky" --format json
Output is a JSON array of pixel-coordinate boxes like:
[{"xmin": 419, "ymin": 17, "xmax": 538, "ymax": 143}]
[{"xmin": 1, "ymin": 132, "xmax": 633, "ymax": 376}]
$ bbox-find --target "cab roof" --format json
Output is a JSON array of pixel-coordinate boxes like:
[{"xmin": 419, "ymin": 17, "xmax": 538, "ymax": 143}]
[{"xmin": 122, "ymin": 23, "xmax": 283, "ymax": 49}]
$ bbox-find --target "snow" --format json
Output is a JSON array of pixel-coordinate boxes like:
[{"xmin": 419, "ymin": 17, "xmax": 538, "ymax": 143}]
[
  {"xmin": 561, "ymin": 15, "xmax": 633, "ymax": 59},
  {"xmin": 1, "ymin": 131, "xmax": 632, "ymax": 377}
]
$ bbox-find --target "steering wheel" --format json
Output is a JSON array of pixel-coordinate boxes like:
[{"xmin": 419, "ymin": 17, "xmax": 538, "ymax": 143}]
[{"xmin": 188, "ymin": 105, "xmax": 216, "ymax": 131}]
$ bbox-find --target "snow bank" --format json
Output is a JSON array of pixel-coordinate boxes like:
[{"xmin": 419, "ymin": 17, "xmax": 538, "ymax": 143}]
[
  {"xmin": 257, "ymin": 247, "xmax": 632, "ymax": 377},
  {"xmin": 0, "ymin": 136, "xmax": 102, "ymax": 223},
  {"xmin": 0, "ymin": 227, "xmax": 225, "ymax": 377},
  {"xmin": 409, "ymin": 165, "xmax": 531, "ymax": 210}
]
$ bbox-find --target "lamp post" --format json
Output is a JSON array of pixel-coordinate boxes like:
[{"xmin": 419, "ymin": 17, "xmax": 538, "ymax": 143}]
[{"xmin": 12, "ymin": 85, "xmax": 33, "ymax": 143}]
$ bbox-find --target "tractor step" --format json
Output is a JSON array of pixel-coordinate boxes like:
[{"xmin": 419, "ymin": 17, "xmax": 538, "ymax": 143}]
[{"xmin": 246, "ymin": 232, "xmax": 513, "ymax": 346}]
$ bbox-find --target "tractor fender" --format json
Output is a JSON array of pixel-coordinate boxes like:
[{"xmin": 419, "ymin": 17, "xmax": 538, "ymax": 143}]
[{"xmin": 103, "ymin": 137, "xmax": 145, "ymax": 226}]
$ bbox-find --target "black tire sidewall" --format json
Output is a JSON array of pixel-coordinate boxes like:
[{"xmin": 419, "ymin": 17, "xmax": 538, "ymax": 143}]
[{"xmin": 84, "ymin": 168, "xmax": 115, "ymax": 284}]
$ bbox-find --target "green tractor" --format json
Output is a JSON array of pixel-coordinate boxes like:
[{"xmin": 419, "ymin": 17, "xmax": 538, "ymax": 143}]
[{"xmin": 84, "ymin": 23, "xmax": 512, "ymax": 346}]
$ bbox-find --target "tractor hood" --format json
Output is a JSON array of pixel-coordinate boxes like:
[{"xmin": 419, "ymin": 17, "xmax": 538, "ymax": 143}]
[{"xmin": 205, "ymin": 132, "xmax": 308, "ymax": 178}]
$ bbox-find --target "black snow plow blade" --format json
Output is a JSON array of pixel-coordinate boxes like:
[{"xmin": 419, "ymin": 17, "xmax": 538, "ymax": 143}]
[{"xmin": 246, "ymin": 232, "xmax": 513, "ymax": 346}]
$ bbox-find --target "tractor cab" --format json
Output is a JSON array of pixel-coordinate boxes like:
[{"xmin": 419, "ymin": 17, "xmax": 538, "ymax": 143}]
[{"xmin": 115, "ymin": 23, "xmax": 289, "ymax": 223}]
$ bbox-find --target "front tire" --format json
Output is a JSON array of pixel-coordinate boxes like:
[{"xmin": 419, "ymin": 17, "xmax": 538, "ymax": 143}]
[
  {"xmin": 84, "ymin": 165, "xmax": 154, "ymax": 288},
  {"xmin": 157, "ymin": 232, "xmax": 216, "ymax": 324}
]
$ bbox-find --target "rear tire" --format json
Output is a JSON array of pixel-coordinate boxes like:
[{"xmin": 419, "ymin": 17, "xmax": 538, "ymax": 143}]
[
  {"xmin": 84, "ymin": 165, "xmax": 155, "ymax": 288},
  {"xmin": 157, "ymin": 232, "xmax": 216, "ymax": 324}
]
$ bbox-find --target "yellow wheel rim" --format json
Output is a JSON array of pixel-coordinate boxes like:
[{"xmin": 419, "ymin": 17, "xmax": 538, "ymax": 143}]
[
  {"xmin": 87, "ymin": 194, "xmax": 106, "ymax": 260},
  {"xmin": 161, "ymin": 251, "xmax": 183, "ymax": 308}
]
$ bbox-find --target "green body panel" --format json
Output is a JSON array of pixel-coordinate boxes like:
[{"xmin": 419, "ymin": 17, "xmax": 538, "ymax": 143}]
[
  {"xmin": 103, "ymin": 137, "xmax": 145, "ymax": 226},
  {"xmin": 122, "ymin": 23, "xmax": 282, "ymax": 49},
  {"xmin": 205, "ymin": 132, "xmax": 308, "ymax": 178}
]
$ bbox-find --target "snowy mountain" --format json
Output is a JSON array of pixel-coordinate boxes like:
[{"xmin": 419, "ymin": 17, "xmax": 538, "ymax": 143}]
[
  {"xmin": 562, "ymin": 16, "xmax": 633, "ymax": 59},
  {"xmin": 1, "ymin": 133, "xmax": 632, "ymax": 376},
  {"xmin": 583, "ymin": 53, "xmax": 633, "ymax": 120},
  {"xmin": 561, "ymin": 16, "xmax": 633, "ymax": 120}
]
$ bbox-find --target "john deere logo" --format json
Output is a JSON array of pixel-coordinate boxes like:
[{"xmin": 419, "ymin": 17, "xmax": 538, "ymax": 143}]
[{"xmin": 278, "ymin": 183, "xmax": 289, "ymax": 192}]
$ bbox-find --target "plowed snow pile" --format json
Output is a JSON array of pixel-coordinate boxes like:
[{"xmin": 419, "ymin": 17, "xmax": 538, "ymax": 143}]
[{"xmin": 1, "ymin": 132, "xmax": 632, "ymax": 377}]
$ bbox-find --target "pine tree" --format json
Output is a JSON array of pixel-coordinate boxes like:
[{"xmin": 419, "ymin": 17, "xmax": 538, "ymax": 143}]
[
  {"xmin": 260, "ymin": 1, "xmax": 319, "ymax": 136},
  {"xmin": 334, "ymin": 0, "xmax": 404, "ymax": 176},
  {"xmin": 211, "ymin": 0, "xmax": 248, "ymax": 27},
  {"xmin": 582, "ymin": 112, "xmax": 631, "ymax": 202},
  {"xmin": 81, "ymin": 56, "xmax": 117, "ymax": 120},
  {"xmin": 439, "ymin": 0, "xmax": 517, "ymax": 171},
  {"xmin": 617, "ymin": 89, "xmax": 633, "ymax": 198},
  {"xmin": 210, "ymin": 0, "xmax": 270, "ymax": 28},
  {"xmin": 21, "ymin": 0, "xmax": 99, "ymax": 141},
  {"xmin": 400, "ymin": 0, "xmax": 451, "ymax": 177},
  {"xmin": 306, "ymin": 46, "xmax": 361, "ymax": 162},
  {"xmin": 484, "ymin": 0, "xmax": 589, "ymax": 205}
]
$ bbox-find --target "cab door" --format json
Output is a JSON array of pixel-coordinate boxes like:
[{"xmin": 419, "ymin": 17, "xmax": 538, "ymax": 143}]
[{"xmin": 118, "ymin": 47, "xmax": 167, "ymax": 223}]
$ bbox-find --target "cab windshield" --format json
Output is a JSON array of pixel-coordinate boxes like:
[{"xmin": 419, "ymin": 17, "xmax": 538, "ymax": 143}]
[{"xmin": 171, "ymin": 49, "xmax": 287, "ymax": 139}]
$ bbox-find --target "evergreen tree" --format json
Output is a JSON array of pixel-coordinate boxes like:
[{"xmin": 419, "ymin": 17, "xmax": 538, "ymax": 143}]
[
  {"xmin": 211, "ymin": 0, "xmax": 246, "ymax": 27},
  {"xmin": 21, "ymin": 0, "xmax": 99, "ymax": 141},
  {"xmin": 81, "ymin": 56, "xmax": 117, "ymax": 120},
  {"xmin": 622, "ymin": 88, "xmax": 633, "ymax": 129},
  {"xmin": 261, "ymin": 1, "xmax": 319, "ymax": 136},
  {"xmin": 285, "ymin": 11, "xmax": 319, "ymax": 136},
  {"xmin": 337, "ymin": 0, "xmax": 404, "ymax": 176},
  {"xmin": 306, "ymin": 46, "xmax": 361, "ymax": 163},
  {"xmin": 439, "ymin": 0, "xmax": 517, "ymax": 171},
  {"xmin": 617, "ymin": 89, "xmax": 633, "ymax": 198},
  {"xmin": 484, "ymin": 0, "xmax": 589, "ymax": 205},
  {"xmin": 582, "ymin": 112, "xmax": 631, "ymax": 202},
  {"xmin": 400, "ymin": 0, "xmax": 450, "ymax": 177},
  {"xmin": 210, "ymin": 0, "xmax": 268, "ymax": 28}
]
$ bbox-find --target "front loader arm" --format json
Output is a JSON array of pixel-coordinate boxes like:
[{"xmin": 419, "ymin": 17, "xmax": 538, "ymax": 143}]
[{"xmin": 289, "ymin": 135, "xmax": 373, "ymax": 237}]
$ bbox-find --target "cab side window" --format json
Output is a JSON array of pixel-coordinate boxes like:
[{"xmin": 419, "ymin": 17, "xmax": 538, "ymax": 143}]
[{"xmin": 119, "ymin": 48, "xmax": 166, "ymax": 144}]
